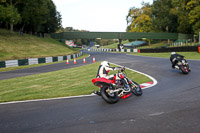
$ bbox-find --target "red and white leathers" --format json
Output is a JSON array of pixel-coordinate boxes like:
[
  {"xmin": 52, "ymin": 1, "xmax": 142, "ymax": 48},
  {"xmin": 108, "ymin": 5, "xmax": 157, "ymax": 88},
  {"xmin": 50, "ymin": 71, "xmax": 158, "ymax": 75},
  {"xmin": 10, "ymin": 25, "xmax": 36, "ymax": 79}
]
[
  {"xmin": 93, "ymin": 61, "xmax": 124, "ymax": 95},
  {"xmin": 96, "ymin": 61, "xmax": 122, "ymax": 80}
]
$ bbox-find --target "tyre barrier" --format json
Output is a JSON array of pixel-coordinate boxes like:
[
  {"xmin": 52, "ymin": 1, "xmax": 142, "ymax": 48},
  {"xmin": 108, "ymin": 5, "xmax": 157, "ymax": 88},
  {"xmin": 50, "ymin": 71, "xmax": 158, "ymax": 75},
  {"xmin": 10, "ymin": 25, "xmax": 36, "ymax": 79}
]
[{"xmin": 0, "ymin": 52, "xmax": 82, "ymax": 68}]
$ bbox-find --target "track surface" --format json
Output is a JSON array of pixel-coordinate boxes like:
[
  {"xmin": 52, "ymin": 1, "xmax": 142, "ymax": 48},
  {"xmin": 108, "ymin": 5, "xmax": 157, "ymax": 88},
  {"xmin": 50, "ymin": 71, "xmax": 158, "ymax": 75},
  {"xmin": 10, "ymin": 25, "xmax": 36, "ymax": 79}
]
[{"xmin": 0, "ymin": 51, "xmax": 200, "ymax": 133}]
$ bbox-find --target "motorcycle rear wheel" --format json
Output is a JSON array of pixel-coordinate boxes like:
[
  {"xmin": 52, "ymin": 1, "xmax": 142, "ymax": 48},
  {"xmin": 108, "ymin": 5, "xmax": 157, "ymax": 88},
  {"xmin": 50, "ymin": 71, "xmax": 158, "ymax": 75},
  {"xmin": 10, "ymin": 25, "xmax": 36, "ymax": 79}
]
[
  {"xmin": 100, "ymin": 86, "xmax": 119, "ymax": 104},
  {"xmin": 130, "ymin": 81, "xmax": 142, "ymax": 96}
]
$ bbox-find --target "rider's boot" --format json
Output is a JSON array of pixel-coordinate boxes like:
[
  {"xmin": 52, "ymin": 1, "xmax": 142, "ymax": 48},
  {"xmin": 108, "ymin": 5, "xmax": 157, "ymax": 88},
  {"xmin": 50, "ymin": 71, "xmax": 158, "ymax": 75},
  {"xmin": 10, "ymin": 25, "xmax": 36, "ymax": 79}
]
[{"xmin": 172, "ymin": 64, "xmax": 175, "ymax": 69}]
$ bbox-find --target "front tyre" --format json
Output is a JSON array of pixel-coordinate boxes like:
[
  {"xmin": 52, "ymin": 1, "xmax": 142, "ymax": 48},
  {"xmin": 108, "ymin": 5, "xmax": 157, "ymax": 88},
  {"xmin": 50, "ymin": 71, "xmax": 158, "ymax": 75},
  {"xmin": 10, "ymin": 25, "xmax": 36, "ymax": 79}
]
[
  {"xmin": 180, "ymin": 65, "xmax": 189, "ymax": 74},
  {"xmin": 100, "ymin": 86, "xmax": 119, "ymax": 104},
  {"xmin": 130, "ymin": 81, "xmax": 142, "ymax": 96}
]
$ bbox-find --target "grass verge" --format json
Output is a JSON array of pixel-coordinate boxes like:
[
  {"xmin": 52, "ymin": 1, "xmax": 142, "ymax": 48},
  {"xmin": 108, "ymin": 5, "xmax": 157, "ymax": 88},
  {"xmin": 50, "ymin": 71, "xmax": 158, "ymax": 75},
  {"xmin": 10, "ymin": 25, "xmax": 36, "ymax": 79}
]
[{"xmin": 0, "ymin": 61, "xmax": 152, "ymax": 103}]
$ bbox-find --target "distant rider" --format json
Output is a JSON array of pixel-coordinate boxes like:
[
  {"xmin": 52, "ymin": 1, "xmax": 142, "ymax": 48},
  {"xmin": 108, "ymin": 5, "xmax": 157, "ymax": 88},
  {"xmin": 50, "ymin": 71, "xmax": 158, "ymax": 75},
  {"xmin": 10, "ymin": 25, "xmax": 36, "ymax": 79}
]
[
  {"xmin": 93, "ymin": 61, "xmax": 124, "ymax": 95},
  {"xmin": 170, "ymin": 52, "xmax": 184, "ymax": 69}
]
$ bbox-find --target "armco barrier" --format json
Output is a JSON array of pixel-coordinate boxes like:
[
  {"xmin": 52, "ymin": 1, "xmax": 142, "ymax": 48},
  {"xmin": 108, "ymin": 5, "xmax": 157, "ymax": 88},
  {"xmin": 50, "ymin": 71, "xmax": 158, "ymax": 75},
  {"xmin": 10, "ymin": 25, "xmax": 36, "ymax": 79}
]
[
  {"xmin": 38, "ymin": 58, "xmax": 45, "ymax": 64},
  {"xmin": 0, "ymin": 61, "xmax": 5, "ymax": 68},
  {"xmin": 29, "ymin": 58, "xmax": 38, "ymax": 65},
  {"xmin": 18, "ymin": 59, "xmax": 29, "ymax": 66},
  {"xmin": 53, "ymin": 57, "xmax": 58, "ymax": 62},
  {"xmin": 0, "ymin": 51, "xmax": 82, "ymax": 68}
]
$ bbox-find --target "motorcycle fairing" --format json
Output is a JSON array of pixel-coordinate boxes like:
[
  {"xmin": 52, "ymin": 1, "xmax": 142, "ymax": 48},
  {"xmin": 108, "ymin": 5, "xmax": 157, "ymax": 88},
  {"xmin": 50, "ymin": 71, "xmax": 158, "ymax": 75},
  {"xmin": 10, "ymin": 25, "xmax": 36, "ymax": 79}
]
[{"xmin": 92, "ymin": 78, "xmax": 115, "ymax": 87}]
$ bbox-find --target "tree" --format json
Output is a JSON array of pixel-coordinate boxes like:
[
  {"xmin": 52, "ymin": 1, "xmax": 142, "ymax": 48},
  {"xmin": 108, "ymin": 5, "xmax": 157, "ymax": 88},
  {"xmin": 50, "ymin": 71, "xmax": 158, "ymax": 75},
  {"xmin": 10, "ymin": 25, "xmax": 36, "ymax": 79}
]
[
  {"xmin": 186, "ymin": 0, "xmax": 200, "ymax": 35},
  {"xmin": 0, "ymin": 0, "xmax": 62, "ymax": 34},
  {"xmin": 42, "ymin": 0, "xmax": 62, "ymax": 33},
  {"xmin": 126, "ymin": 7, "xmax": 142, "ymax": 29},
  {"xmin": 126, "ymin": 2, "xmax": 153, "ymax": 33},
  {"xmin": 21, "ymin": 0, "xmax": 61, "ymax": 34},
  {"xmin": 20, "ymin": 0, "xmax": 48, "ymax": 34},
  {"xmin": 152, "ymin": 0, "xmax": 177, "ymax": 32},
  {"xmin": 131, "ymin": 14, "xmax": 153, "ymax": 32},
  {"xmin": 0, "ymin": 5, "xmax": 21, "ymax": 32},
  {"xmin": 171, "ymin": 0, "xmax": 192, "ymax": 34}
]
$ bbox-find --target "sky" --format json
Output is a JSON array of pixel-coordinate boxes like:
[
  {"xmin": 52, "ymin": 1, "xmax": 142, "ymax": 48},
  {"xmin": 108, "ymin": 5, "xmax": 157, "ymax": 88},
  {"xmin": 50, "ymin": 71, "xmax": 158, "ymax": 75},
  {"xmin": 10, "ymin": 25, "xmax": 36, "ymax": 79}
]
[{"xmin": 52, "ymin": 0, "xmax": 153, "ymax": 32}]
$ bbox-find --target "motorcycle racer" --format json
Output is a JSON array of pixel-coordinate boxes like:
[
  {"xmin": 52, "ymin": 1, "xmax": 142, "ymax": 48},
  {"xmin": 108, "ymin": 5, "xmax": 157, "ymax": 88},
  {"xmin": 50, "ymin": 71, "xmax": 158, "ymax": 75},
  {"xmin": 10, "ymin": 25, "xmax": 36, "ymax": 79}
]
[
  {"xmin": 93, "ymin": 61, "xmax": 124, "ymax": 95},
  {"xmin": 170, "ymin": 52, "xmax": 184, "ymax": 69}
]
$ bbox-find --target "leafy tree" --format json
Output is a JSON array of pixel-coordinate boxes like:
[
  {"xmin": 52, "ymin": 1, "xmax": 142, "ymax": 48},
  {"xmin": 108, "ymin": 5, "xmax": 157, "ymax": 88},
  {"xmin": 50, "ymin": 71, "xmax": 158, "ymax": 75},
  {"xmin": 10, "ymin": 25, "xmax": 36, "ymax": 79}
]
[
  {"xmin": 20, "ymin": 0, "xmax": 48, "ymax": 33},
  {"xmin": 131, "ymin": 14, "xmax": 153, "ymax": 32},
  {"xmin": 186, "ymin": 0, "xmax": 200, "ymax": 35},
  {"xmin": 171, "ymin": 0, "xmax": 192, "ymax": 34},
  {"xmin": 0, "ymin": 0, "xmax": 62, "ymax": 34},
  {"xmin": 152, "ymin": 0, "xmax": 177, "ymax": 32},
  {"xmin": 126, "ymin": 3, "xmax": 153, "ymax": 32},
  {"xmin": 0, "ymin": 0, "xmax": 21, "ymax": 32},
  {"xmin": 40, "ymin": 0, "xmax": 62, "ymax": 33},
  {"xmin": 126, "ymin": 7, "xmax": 142, "ymax": 28},
  {"xmin": 126, "ymin": 0, "xmax": 199, "ymax": 36}
]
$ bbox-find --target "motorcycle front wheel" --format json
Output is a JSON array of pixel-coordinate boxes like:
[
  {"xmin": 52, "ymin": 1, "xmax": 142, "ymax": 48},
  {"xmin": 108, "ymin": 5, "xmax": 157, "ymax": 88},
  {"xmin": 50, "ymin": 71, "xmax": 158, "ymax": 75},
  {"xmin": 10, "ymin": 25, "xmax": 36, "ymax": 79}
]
[
  {"xmin": 180, "ymin": 65, "xmax": 189, "ymax": 74},
  {"xmin": 130, "ymin": 81, "xmax": 142, "ymax": 96},
  {"xmin": 100, "ymin": 85, "xmax": 119, "ymax": 104}
]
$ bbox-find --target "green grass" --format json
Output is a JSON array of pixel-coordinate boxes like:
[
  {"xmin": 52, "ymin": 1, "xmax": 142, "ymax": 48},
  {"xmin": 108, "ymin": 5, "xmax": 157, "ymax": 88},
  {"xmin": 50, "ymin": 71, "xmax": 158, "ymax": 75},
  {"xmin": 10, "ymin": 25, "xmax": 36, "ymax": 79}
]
[
  {"xmin": 0, "ymin": 29, "xmax": 79, "ymax": 61},
  {"xmin": 0, "ymin": 53, "xmax": 89, "ymax": 72},
  {"xmin": 136, "ymin": 41, "xmax": 167, "ymax": 49},
  {"xmin": 0, "ymin": 61, "xmax": 151, "ymax": 103},
  {"xmin": 129, "ymin": 52, "xmax": 200, "ymax": 60}
]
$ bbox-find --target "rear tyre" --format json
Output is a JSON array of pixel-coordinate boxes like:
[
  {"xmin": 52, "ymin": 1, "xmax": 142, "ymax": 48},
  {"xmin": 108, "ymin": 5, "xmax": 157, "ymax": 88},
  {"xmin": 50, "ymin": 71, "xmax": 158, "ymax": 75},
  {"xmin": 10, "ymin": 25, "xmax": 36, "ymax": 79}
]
[
  {"xmin": 130, "ymin": 81, "xmax": 142, "ymax": 96},
  {"xmin": 100, "ymin": 86, "xmax": 119, "ymax": 104}
]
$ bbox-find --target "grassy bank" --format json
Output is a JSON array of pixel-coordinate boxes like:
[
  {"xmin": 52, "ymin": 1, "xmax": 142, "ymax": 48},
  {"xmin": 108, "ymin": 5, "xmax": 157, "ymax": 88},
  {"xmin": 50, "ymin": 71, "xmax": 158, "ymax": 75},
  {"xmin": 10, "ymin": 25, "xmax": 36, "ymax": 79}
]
[
  {"xmin": 0, "ymin": 62, "xmax": 151, "ymax": 103},
  {"xmin": 129, "ymin": 52, "xmax": 200, "ymax": 60},
  {"xmin": 0, "ymin": 29, "xmax": 79, "ymax": 61}
]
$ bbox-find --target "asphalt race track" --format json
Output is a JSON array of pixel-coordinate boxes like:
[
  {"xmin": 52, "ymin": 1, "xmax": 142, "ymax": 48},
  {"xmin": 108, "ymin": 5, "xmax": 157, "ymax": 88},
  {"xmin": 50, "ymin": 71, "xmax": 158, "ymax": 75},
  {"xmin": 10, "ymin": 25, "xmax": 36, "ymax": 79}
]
[{"xmin": 0, "ymin": 51, "xmax": 200, "ymax": 133}]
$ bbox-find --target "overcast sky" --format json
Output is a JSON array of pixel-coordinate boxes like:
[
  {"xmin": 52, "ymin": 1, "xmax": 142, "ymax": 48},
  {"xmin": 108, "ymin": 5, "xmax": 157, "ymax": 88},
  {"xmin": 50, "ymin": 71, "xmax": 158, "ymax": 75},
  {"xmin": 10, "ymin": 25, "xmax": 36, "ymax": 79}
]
[{"xmin": 52, "ymin": 0, "xmax": 153, "ymax": 32}]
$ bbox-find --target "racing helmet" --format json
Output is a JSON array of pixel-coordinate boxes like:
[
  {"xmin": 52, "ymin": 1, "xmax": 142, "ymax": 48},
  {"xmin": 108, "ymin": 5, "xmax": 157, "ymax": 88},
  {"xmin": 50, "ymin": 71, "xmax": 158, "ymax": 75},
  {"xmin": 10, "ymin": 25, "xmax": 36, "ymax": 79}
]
[
  {"xmin": 171, "ymin": 52, "xmax": 176, "ymax": 55},
  {"xmin": 101, "ymin": 61, "xmax": 110, "ymax": 67}
]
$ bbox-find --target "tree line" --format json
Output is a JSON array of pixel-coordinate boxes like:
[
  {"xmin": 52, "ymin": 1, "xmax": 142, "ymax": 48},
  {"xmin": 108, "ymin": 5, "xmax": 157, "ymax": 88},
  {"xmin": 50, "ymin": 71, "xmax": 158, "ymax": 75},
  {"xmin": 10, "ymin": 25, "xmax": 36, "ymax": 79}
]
[
  {"xmin": 0, "ymin": 0, "xmax": 62, "ymax": 35},
  {"xmin": 126, "ymin": 0, "xmax": 200, "ymax": 36}
]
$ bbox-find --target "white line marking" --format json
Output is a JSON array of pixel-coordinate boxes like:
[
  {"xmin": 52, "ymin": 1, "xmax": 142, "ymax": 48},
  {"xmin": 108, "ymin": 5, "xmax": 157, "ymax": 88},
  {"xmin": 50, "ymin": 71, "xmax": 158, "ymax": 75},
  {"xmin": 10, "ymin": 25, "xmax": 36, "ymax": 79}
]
[
  {"xmin": 111, "ymin": 62, "xmax": 158, "ymax": 90},
  {"xmin": 0, "ymin": 94, "xmax": 96, "ymax": 105},
  {"xmin": 148, "ymin": 112, "xmax": 164, "ymax": 116}
]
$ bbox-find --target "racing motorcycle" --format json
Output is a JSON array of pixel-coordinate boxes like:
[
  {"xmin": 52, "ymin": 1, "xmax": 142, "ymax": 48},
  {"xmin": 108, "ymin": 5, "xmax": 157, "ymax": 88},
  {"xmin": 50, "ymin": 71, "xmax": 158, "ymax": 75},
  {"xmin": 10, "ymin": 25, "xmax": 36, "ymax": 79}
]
[
  {"xmin": 92, "ymin": 68, "xmax": 142, "ymax": 104},
  {"xmin": 174, "ymin": 57, "xmax": 190, "ymax": 74}
]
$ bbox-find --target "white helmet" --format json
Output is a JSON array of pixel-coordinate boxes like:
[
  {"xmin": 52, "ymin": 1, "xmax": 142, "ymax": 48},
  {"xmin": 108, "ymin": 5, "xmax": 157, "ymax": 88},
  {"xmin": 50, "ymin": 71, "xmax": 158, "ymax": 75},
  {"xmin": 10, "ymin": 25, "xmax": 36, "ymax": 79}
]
[
  {"xmin": 101, "ymin": 61, "xmax": 110, "ymax": 67},
  {"xmin": 171, "ymin": 52, "xmax": 176, "ymax": 55}
]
